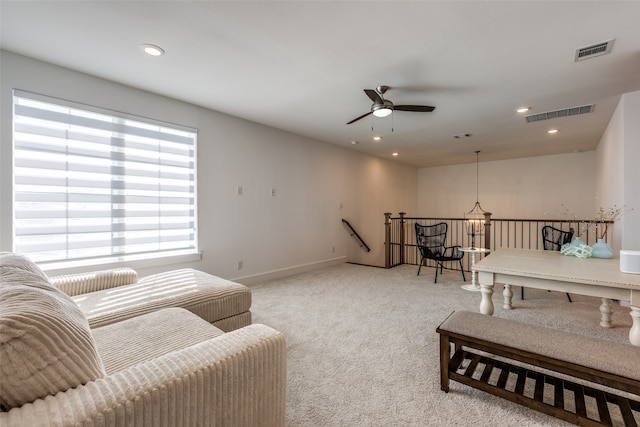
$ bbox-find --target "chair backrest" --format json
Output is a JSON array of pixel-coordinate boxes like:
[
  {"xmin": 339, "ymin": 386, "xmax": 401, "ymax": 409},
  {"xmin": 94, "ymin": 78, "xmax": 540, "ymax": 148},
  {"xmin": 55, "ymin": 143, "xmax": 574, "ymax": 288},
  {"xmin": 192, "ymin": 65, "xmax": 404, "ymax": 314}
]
[
  {"xmin": 541, "ymin": 226, "xmax": 574, "ymax": 251},
  {"xmin": 415, "ymin": 222, "xmax": 448, "ymax": 258}
]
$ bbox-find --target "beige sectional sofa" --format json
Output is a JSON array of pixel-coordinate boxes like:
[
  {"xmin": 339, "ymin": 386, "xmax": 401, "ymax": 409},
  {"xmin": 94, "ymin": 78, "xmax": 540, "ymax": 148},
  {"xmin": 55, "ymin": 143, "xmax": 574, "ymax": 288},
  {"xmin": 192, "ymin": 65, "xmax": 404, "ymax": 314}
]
[
  {"xmin": 50, "ymin": 266, "xmax": 252, "ymax": 331},
  {"xmin": 0, "ymin": 253, "xmax": 286, "ymax": 426}
]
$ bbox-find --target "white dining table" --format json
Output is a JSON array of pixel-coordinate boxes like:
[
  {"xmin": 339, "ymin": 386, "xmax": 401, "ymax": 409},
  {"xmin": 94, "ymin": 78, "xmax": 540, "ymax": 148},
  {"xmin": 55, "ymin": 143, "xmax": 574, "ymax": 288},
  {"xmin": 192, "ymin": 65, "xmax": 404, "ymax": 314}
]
[{"xmin": 473, "ymin": 248, "xmax": 640, "ymax": 346}]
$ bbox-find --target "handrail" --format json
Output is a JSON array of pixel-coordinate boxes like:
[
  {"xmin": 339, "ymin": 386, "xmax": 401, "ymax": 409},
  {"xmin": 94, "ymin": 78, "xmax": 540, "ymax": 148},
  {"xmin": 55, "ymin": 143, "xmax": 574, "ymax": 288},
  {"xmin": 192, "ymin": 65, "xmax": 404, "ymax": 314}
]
[{"xmin": 342, "ymin": 219, "xmax": 371, "ymax": 252}]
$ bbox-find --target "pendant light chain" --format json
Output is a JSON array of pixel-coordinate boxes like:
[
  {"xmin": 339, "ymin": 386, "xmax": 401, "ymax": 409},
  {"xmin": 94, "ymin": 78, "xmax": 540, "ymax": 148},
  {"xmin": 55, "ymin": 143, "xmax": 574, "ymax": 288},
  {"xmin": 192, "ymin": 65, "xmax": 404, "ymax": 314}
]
[
  {"xmin": 466, "ymin": 150, "xmax": 487, "ymax": 215},
  {"xmin": 475, "ymin": 150, "xmax": 480, "ymax": 203}
]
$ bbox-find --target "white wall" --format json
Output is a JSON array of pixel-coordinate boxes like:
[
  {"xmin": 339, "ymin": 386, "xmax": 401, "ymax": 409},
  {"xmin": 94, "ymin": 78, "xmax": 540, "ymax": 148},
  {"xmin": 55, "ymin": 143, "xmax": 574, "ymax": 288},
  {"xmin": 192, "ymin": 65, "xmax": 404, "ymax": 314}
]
[
  {"xmin": 621, "ymin": 91, "xmax": 640, "ymax": 250},
  {"xmin": 0, "ymin": 51, "xmax": 417, "ymax": 281},
  {"xmin": 595, "ymin": 93, "xmax": 626, "ymax": 252},
  {"xmin": 417, "ymin": 91, "xmax": 640, "ymax": 254},
  {"xmin": 596, "ymin": 90, "xmax": 640, "ymax": 251},
  {"xmin": 417, "ymin": 152, "xmax": 596, "ymax": 219}
]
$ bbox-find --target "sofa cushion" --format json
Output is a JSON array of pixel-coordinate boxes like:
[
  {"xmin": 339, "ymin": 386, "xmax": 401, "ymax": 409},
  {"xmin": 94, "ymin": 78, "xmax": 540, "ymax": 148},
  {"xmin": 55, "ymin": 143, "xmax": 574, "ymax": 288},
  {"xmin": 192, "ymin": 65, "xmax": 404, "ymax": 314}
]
[
  {"xmin": 92, "ymin": 307, "xmax": 225, "ymax": 374},
  {"xmin": 0, "ymin": 253, "xmax": 106, "ymax": 410},
  {"xmin": 73, "ymin": 268, "xmax": 252, "ymax": 329}
]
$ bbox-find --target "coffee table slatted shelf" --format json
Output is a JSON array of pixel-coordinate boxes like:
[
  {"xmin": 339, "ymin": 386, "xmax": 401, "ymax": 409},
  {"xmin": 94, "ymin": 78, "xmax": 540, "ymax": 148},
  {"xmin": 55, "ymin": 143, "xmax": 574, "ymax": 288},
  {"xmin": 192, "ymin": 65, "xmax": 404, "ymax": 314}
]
[{"xmin": 450, "ymin": 349, "xmax": 640, "ymax": 426}]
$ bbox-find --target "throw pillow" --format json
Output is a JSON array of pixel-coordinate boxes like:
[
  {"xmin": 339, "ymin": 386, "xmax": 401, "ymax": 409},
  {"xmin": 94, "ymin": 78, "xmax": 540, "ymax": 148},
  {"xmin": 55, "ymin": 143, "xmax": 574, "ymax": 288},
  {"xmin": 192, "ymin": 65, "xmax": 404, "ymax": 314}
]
[
  {"xmin": 0, "ymin": 251, "xmax": 50, "ymax": 283},
  {"xmin": 0, "ymin": 253, "xmax": 106, "ymax": 410}
]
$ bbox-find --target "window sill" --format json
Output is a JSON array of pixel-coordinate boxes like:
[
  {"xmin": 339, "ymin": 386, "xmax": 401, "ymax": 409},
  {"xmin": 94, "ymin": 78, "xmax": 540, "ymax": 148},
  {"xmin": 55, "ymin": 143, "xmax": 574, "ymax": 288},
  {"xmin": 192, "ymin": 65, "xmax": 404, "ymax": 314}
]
[{"xmin": 39, "ymin": 251, "xmax": 202, "ymax": 276}]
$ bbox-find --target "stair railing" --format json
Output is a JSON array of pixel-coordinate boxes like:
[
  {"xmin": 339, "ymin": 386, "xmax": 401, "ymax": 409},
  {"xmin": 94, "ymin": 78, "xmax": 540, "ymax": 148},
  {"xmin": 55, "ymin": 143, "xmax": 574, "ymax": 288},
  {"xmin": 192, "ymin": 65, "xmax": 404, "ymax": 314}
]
[{"xmin": 384, "ymin": 213, "xmax": 612, "ymax": 270}]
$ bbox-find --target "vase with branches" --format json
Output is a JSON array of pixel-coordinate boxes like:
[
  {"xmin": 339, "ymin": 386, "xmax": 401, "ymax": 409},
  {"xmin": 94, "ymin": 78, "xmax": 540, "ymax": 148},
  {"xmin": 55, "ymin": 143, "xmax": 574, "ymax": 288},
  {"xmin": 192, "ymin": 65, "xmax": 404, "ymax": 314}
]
[
  {"xmin": 589, "ymin": 205, "xmax": 633, "ymax": 258},
  {"xmin": 590, "ymin": 205, "xmax": 632, "ymax": 240},
  {"xmin": 553, "ymin": 204, "xmax": 585, "ymax": 241}
]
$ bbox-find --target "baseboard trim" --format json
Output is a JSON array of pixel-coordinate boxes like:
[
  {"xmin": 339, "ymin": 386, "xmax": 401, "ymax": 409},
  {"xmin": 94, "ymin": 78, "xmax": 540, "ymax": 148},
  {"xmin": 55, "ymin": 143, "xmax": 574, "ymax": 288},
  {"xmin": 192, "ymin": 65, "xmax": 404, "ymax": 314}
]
[{"xmin": 232, "ymin": 257, "xmax": 348, "ymax": 285}]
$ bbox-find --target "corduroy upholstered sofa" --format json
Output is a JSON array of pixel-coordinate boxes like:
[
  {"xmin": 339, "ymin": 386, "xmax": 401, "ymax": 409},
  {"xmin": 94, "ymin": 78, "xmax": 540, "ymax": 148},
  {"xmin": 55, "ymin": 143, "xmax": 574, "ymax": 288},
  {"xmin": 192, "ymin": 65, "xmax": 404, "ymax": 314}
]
[
  {"xmin": 0, "ymin": 253, "xmax": 286, "ymax": 426},
  {"xmin": 49, "ymin": 265, "xmax": 252, "ymax": 332}
]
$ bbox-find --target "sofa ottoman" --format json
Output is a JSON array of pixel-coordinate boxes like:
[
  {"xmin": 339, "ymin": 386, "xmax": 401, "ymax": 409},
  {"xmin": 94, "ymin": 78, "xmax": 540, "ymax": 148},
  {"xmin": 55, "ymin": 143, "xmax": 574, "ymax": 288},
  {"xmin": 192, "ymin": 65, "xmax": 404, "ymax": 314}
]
[{"xmin": 51, "ymin": 267, "xmax": 252, "ymax": 332}]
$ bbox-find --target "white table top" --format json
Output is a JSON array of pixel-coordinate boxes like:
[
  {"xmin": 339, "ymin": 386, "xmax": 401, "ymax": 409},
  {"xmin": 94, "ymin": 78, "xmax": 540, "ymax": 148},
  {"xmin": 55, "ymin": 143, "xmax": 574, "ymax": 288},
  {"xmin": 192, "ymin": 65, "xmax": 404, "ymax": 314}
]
[
  {"xmin": 459, "ymin": 247, "xmax": 491, "ymax": 253},
  {"xmin": 473, "ymin": 248, "xmax": 640, "ymax": 290}
]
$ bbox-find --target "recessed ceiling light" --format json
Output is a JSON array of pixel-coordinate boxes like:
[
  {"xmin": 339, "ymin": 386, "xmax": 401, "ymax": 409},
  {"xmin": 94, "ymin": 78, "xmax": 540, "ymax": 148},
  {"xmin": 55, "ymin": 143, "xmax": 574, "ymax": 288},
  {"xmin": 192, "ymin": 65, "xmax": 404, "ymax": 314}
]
[
  {"xmin": 392, "ymin": 152, "xmax": 399, "ymax": 157},
  {"xmin": 516, "ymin": 107, "xmax": 531, "ymax": 113},
  {"xmin": 548, "ymin": 129, "xmax": 559, "ymax": 134},
  {"xmin": 373, "ymin": 136, "xmax": 382, "ymax": 141},
  {"xmin": 142, "ymin": 44, "xmax": 165, "ymax": 56}
]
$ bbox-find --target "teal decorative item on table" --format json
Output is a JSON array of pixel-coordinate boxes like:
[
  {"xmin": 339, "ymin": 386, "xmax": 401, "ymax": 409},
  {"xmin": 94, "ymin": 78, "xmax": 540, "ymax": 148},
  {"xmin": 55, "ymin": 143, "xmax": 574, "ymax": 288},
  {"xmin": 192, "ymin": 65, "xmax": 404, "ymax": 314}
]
[
  {"xmin": 591, "ymin": 239, "xmax": 614, "ymax": 258},
  {"xmin": 561, "ymin": 238, "xmax": 592, "ymax": 258},
  {"xmin": 553, "ymin": 204, "xmax": 634, "ymax": 260},
  {"xmin": 570, "ymin": 236, "xmax": 584, "ymax": 246},
  {"xmin": 589, "ymin": 205, "xmax": 633, "ymax": 259}
]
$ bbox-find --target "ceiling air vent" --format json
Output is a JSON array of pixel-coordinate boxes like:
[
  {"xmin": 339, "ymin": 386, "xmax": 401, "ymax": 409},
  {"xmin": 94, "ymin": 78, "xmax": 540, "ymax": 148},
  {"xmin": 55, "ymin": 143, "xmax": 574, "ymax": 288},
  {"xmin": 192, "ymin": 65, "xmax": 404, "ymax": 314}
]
[
  {"xmin": 525, "ymin": 104, "xmax": 594, "ymax": 123},
  {"xmin": 453, "ymin": 133, "xmax": 472, "ymax": 139},
  {"xmin": 574, "ymin": 39, "xmax": 614, "ymax": 62}
]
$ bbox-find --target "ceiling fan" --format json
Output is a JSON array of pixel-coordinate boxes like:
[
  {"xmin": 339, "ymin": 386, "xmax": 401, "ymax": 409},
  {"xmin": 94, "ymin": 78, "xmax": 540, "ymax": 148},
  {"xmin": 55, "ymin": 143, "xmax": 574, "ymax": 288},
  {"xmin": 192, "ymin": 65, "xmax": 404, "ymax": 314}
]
[{"xmin": 346, "ymin": 85, "xmax": 435, "ymax": 125}]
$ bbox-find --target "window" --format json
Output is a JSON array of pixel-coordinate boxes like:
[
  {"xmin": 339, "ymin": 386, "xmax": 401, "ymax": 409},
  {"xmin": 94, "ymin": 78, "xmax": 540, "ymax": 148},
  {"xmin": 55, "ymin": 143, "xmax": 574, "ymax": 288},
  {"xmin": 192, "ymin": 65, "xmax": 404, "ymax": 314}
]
[{"xmin": 12, "ymin": 90, "xmax": 198, "ymax": 268}]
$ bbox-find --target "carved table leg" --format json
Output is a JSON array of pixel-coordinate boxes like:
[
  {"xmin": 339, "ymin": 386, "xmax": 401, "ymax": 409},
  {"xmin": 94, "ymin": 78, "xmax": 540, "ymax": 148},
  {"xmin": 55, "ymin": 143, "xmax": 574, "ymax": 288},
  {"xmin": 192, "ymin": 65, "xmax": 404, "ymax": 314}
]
[
  {"xmin": 478, "ymin": 271, "xmax": 494, "ymax": 315},
  {"xmin": 503, "ymin": 284, "xmax": 513, "ymax": 310},
  {"xmin": 480, "ymin": 285, "xmax": 494, "ymax": 315},
  {"xmin": 630, "ymin": 306, "xmax": 640, "ymax": 347},
  {"xmin": 599, "ymin": 298, "xmax": 612, "ymax": 328}
]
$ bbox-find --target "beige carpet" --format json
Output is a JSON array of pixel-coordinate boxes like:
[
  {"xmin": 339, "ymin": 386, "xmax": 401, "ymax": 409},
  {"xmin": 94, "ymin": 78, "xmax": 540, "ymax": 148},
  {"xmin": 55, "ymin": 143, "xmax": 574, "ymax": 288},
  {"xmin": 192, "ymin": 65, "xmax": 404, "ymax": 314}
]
[{"xmin": 249, "ymin": 263, "xmax": 634, "ymax": 426}]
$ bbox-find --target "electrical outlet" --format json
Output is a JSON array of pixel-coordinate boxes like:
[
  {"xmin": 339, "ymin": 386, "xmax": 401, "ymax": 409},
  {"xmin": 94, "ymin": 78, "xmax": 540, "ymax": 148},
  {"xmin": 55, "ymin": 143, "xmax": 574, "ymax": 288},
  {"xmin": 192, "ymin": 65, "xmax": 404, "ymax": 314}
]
[
  {"xmin": 271, "ymin": 188, "xmax": 276, "ymax": 197},
  {"xmin": 332, "ymin": 246, "xmax": 335, "ymax": 253},
  {"xmin": 237, "ymin": 186, "xmax": 243, "ymax": 196},
  {"xmin": 237, "ymin": 260, "xmax": 243, "ymax": 270}
]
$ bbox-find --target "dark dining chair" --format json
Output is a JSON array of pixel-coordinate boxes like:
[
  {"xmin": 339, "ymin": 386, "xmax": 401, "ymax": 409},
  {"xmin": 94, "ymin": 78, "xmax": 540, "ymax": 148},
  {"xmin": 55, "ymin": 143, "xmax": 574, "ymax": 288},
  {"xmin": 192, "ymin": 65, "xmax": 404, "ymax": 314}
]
[
  {"xmin": 521, "ymin": 225, "xmax": 574, "ymax": 301},
  {"xmin": 542, "ymin": 226, "xmax": 574, "ymax": 252},
  {"xmin": 415, "ymin": 222, "xmax": 466, "ymax": 283}
]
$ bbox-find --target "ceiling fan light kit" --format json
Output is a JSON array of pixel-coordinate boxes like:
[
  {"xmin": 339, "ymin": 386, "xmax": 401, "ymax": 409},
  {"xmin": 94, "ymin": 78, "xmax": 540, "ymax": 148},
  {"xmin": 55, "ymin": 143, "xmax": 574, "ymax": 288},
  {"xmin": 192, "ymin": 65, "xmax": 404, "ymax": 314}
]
[{"xmin": 372, "ymin": 104, "xmax": 393, "ymax": 118}]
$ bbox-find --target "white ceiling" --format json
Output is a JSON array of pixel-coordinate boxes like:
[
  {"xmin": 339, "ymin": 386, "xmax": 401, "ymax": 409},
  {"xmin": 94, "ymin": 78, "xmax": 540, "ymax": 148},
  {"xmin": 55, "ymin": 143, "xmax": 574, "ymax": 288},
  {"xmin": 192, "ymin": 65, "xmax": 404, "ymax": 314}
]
[{"xmin": 2, "ymin": 1, "xmax": 639, "ymax": 168}]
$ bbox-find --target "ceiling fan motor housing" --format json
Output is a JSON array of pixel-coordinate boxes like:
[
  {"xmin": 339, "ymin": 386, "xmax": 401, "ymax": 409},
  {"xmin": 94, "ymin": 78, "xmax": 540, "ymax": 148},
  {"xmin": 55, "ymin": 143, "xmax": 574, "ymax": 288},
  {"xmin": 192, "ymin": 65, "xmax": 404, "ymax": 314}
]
[{"xmin": 373, "ymin": 99, "xmax": 394, "ymax": 110}]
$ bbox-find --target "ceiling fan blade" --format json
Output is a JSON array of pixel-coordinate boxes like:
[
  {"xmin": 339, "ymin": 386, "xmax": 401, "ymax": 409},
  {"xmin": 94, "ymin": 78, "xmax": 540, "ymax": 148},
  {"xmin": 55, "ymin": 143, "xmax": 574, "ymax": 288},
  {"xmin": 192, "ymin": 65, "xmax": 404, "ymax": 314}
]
[
  {"xmin": 364, "ymin": 89, "xmax": 383, "ymax": 104},
  {"xmin": 394, "ymin": 105, "xmax": 436, "ymax": 112},
  {"xmin": 346, "ymin": 111, "xmax": 373, "ymax": 125}
]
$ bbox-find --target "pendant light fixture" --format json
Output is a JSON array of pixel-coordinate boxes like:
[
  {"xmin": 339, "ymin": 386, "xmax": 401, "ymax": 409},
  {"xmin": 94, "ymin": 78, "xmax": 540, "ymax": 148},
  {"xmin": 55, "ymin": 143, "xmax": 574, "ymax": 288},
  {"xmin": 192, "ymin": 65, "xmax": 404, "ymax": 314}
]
[{"xmin": 465, "ymin": 151, "xmax": 491, "ymax": 249}]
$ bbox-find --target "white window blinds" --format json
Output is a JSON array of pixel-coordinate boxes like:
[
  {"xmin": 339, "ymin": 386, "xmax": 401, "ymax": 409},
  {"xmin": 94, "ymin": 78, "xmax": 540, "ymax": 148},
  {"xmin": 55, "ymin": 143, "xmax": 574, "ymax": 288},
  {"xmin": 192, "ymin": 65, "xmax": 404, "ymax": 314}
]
[{"xmin": 13, "ymin": 90, "xmax": 198, "ymax": 267}]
